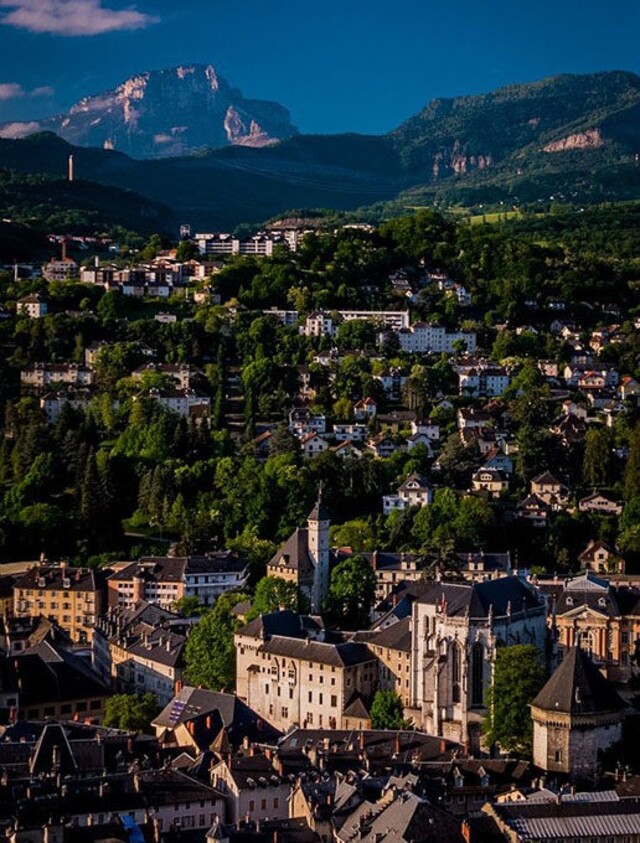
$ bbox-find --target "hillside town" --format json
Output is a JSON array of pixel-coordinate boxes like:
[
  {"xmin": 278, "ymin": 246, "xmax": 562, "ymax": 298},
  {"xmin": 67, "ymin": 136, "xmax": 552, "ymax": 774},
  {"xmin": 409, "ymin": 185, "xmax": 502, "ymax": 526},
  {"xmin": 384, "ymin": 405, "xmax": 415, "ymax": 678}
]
[{"xmin": 0, "ymin": 205, "xmax": 639, "ymax": 843}]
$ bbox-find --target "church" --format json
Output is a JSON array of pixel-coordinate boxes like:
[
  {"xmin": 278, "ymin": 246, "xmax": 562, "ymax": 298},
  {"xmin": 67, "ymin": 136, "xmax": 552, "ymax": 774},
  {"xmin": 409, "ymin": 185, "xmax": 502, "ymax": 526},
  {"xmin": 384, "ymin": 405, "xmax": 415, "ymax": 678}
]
[
  {"xmin": 266, "ymin": 491, "xmax": 331, "ymax": 613},
  {"xmin": 409, "ymin": 577, "xmax": 548, "ymax": 749}
]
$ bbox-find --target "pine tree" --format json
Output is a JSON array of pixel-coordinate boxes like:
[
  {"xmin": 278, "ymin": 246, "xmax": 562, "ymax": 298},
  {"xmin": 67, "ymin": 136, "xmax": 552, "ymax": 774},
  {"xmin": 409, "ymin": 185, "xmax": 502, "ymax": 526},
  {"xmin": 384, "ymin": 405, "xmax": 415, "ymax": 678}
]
[{"xmin": 624, "ymin": 424, "xmax": 640, "ymax": 501}]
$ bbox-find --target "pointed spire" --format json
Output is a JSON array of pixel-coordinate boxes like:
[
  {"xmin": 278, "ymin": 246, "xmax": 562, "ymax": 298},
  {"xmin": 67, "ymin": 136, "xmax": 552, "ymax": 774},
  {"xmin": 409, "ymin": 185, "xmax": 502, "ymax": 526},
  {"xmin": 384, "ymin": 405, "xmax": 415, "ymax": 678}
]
[{"xmin": 308, "ymin": 482, "xmax": 329, "ymax": 521}]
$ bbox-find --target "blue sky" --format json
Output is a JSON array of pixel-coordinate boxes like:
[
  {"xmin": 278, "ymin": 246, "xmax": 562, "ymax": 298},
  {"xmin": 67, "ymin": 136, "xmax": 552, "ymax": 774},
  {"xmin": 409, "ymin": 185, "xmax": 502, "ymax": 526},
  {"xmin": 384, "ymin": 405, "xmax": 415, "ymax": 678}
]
[{"xmin": 0, "ymin": 0, "xmax": 638, "ymax": 134}]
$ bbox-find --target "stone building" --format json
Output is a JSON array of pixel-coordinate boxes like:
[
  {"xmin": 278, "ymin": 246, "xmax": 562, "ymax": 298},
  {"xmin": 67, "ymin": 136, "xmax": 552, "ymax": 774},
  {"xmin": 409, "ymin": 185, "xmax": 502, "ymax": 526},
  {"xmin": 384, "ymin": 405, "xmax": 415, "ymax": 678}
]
[
  {"xmin": 266, "ymin": 492, "xmax": 331, "ymax": 613},
  {"xmin": 410, "ymin": 577, "xmax": 547, "ymax": 748},
  {"xmin": 530, "ymin": 646, "xmax": 626, "ymax": 779},
  {"xmin": 543, "ymin": 572, "xmax": 640, "ymax": 682},
  {"xmin": 235, "ymin": 610, "xmax": 378, "ymax": 732}
]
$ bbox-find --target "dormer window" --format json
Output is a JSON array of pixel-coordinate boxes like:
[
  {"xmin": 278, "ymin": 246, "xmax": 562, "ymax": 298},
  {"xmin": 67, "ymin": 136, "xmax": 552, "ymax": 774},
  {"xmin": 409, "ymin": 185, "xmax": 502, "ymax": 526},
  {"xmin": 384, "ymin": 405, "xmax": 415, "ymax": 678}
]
[
  {"xmin": 598, "ymin": 597, "xmax": 607, "ymax": 607},
  {"xmin": 566, "ymin": 597, "xmax": 573, "ymax": 606}
]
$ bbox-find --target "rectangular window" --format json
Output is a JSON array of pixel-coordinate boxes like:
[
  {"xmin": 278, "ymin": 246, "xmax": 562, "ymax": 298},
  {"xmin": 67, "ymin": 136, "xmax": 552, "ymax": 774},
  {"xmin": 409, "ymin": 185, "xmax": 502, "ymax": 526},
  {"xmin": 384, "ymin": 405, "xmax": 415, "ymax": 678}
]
[
  {"xmin": 274, "ymin": 798, "xmax": 279, "ymax": 809},
  {"xmin": 261, "ymin": 799, "xmax": 267, "ymax": 810},
  {"xmin": 331, "ymin": 695, "xmax": 337, "ymax": 707},
  {"xmin": 308, "ymin": 691, "xmax": 312, "ymax": 703},
  {"xmin": 249, "ymin": 800, "xmax": 255, "ymax": 812}
]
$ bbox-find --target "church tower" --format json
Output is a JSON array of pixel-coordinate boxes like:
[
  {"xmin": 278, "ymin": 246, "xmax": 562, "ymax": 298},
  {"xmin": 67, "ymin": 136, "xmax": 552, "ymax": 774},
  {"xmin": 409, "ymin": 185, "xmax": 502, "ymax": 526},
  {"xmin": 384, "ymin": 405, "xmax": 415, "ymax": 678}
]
[{"xmin": 307, "ymin": 487, "xmax": 330, "ymax": 613}]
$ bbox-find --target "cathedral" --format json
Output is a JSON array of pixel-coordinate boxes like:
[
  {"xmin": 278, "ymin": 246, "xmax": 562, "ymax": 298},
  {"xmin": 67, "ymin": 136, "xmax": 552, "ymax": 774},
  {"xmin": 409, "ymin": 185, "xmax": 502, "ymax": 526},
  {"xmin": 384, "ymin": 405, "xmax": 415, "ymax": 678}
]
[{"xmin": 408, "ymin": 577, "xmax": 548, "ymax": 749}]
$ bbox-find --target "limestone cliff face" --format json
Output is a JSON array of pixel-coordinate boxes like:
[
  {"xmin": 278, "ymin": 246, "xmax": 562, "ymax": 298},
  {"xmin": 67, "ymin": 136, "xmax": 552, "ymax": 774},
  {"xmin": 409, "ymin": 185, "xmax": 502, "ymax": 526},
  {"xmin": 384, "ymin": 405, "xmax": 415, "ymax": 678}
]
[
  {"xmin": 431, "ymin": 141, "xmax": 494, "ymax": 180},
  {"xmin": 543, "ymin": 128, "xmax": 604, "ymax": 152},
  {"xmin": 0, "ymin": 65, "xmax": 297, "ymax": 158}
]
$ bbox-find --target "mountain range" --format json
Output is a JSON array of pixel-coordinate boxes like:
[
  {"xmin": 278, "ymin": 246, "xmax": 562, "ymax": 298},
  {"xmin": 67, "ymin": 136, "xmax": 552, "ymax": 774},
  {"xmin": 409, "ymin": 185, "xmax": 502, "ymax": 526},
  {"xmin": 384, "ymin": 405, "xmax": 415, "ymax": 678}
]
[
  {"xmin": 0, "ymin": 65, "xmax": 297, "ymax": 158},
  {"xmin": 0, "ymin": 68, "xmax": 639, "ymax": 230}
]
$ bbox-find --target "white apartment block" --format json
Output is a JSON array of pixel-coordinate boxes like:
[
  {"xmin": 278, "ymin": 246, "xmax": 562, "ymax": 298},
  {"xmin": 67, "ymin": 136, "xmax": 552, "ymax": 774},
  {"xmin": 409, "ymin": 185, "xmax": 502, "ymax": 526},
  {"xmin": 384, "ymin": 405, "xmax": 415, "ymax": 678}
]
[{"xmin": 395, "ymin": 323, "xmax": 477, "ymax": 354}]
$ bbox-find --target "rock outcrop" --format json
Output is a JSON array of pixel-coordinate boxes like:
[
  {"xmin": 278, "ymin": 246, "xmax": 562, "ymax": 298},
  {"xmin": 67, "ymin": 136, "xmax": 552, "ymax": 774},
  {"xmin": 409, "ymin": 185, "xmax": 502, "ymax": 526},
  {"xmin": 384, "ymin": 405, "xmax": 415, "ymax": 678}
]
[{"xmin": 0, "ymin": 64, "xmax": 297, "ymax": 158}]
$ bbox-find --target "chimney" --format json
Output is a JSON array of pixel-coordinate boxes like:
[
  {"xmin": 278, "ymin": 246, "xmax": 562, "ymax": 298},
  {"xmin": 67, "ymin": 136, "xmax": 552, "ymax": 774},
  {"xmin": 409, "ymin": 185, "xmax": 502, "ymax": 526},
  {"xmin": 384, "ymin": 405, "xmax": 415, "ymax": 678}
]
[
  {"xmin": 359, "ymin": 732, "xmax": 365, "ymax": 751},
  {"xmin": 440, "ymin": 738, "xmax": 447, "ymax": 754}
]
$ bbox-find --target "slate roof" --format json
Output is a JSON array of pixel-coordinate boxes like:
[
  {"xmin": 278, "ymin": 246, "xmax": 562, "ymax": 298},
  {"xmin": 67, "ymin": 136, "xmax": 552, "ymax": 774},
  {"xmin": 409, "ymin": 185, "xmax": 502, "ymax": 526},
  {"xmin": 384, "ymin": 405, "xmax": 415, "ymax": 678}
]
[
  {"xmin": 15, "ymin": 564, "xmax": 100, "ymax": 593},
  {"xmin": 258, "ymin": 636, "xmax": 376, "ymax": 668},
  {"xmin": 531, "ymin": 647, "xmax": 626, "ymax": 715},
  {"xmin": 109, "ymin": 557, "xmax": 186, "ymax": 583},
  {"xmin": 365, "ymin": 618, "xmax": 412, "ymax": 653},
  {"xmin": 416, "ymin": 576, "xmax": 544, "ymax": 619},
  {"xmin": 12, "ymin": 640, "xmax": 110, "ymax": 704},
  {"xmin": 339, "ymin": 792, "xmax": 465, "ymax": 842},
  {"xmin": 153, "ymin": 686, "xmax": 282, "ymax": 748},
  {"xmin": 493, "ymin": 799, "xmax": 640, "ymax": 840},
  {"xmin": 236, "ymin": 610, "xmax": 324, "ymax": 640},
  {"xmin": 268, "ymin": 527, "xmax": 314, "ymax": 577}
]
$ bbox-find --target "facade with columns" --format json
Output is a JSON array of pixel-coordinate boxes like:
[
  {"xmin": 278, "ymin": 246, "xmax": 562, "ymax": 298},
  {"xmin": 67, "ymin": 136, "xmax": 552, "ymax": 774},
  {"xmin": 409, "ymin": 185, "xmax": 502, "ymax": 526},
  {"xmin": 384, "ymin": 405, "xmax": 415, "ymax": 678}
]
[{"xmin": 409, "ymin": 577, "xmax": 547, "ymax": 748}]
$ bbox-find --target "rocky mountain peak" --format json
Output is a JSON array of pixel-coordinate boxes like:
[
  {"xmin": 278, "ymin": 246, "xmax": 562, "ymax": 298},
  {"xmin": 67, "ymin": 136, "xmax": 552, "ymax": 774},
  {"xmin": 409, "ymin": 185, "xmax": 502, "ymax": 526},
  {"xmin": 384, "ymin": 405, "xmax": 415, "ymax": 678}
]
[{"xmin": 0, "ymin": 63, "xmax": 297, "ymax": 159}]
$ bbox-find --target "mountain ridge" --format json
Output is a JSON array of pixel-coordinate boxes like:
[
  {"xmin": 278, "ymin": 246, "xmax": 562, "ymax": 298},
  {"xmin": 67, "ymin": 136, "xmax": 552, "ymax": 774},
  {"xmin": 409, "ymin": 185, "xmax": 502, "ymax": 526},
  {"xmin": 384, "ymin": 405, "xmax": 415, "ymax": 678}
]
[
  {"xmin": 0, "ymin": 64, "xmax": 298, "ymax": 159},
  {"xmin": 1, "ymin": 70, "xmax": 639, "ymax": 228}
]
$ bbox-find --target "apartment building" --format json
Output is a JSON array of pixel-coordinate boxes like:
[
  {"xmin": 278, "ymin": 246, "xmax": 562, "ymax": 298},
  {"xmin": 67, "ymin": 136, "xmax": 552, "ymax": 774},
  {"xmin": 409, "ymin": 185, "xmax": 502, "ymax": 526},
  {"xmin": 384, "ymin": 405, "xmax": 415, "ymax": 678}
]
[
  {"xmin": 396, "ymin": 323, "xmax": 476, "ymax": 355},
  {"xmin": 107, "ymin": 554, "xmax": 249, "ymax": 610},
  {"xmin": 13, "ymin": 563, "xmax": 104, "ymax": 644}
]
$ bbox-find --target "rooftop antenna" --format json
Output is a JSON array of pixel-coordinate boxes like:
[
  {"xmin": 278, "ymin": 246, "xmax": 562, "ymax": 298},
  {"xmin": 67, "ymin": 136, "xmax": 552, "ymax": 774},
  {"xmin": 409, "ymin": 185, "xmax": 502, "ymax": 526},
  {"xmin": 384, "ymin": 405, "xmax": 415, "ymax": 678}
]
[{"xmin": 68, "ymin": 154, "xmax": 74, "ymax": 183}]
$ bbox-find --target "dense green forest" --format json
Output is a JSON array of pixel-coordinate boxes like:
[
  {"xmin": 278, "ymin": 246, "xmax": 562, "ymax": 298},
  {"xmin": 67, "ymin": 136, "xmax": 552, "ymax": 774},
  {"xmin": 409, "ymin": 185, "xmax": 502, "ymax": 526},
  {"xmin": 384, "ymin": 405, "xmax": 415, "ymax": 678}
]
[{"xmin": 0, "ymin": 204, "xmax": 638, "ymax": 579}]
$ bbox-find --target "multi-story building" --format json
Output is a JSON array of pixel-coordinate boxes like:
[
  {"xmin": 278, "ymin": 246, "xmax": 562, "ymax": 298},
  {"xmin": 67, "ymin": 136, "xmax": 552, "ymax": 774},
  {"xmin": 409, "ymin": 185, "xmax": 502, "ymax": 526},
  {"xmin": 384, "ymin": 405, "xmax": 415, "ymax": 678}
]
[
  {"xmin": 131, "ymin": 362, "xmax": 201, "ymax": 389},
  {"xmin": 235, "ymin": 610, "xmax": 378, "ymax": 731},
  {"xmin": 302, "ymin": 309, "xmax": 410, "ymax": 338},
  {"xmin": 108, "ymin": 557, "xmax": 186, "ymax": 609},
  {"xmin": 382, "ymin": 473, "xmax": 434, "ymax": 515},
  {"xmin": 13, "ymin": 562, "xmax": 104, "ymax": 644},
  {"xmin": 184, "ymin": 552, "xmax": 250, "ymax": 606},
  {"xmin": 16, "ymin": 293, "xmax": 48, "ymax": 318},
  {"xmin": 409, "ymin": 577, "xmax": 547, "ymax": 747},
  {"xmin": 93, "ymin": 601, "xmax": 188, "ymax": 705},
  {"xmin": 42, "ymin": 257, "xmax": 79, "ymax": 282},
  {"xmin": 210, "ymin": 751, "xmax": 291, "ymax": 825},
  {"xmin": 39, "ymin": 388, "xmax": 93, "ymax": 423},
  {"xmin": 458, "ymin": 365, "xmax": 510, "ymax": 397},
  {"xmin": 542, "ymin": 572, "xmax": 640, "ymax": 682},
  {"xmin": 21, "ymin": 363, "xmax": 95, "ymax": 388},
  {"xmin": 136, "ymin": 387, "xmax": 211, "ymax": 418},
  {"xmin": 107, "ymin": 554, "xmax": 249, "ymax": 610},
  {"xmin": 395, "ymin": 323, "xmax": 476, "ymax": 355}
]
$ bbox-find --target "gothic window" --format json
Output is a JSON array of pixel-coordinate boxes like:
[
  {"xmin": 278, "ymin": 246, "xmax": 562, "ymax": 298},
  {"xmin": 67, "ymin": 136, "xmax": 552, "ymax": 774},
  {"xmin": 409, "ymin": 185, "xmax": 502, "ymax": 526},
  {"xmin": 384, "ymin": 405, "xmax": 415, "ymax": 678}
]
[
  {"xmin": 451, "ymin": 643, "xmax": 462, "ymax": 704},
  {"xmin": 471, "ymin": 642, "xmax": 484, "ymax": 706}
]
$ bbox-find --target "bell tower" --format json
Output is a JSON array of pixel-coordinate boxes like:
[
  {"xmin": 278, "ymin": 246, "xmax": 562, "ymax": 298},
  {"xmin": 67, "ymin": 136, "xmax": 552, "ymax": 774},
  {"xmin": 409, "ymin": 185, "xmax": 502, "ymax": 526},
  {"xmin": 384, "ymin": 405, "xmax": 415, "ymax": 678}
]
[{"xmin": 307, "ymin": 486, "xmax": 330, "ymax": 612}]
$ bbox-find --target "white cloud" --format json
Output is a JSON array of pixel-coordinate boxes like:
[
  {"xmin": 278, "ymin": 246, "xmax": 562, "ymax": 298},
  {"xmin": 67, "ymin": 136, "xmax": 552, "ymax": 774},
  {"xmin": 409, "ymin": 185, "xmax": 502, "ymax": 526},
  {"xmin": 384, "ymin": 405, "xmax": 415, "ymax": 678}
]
[
  {"xmin": 31, "ymin": 86, "xmax": 55, "ymax": 97},
  {"xmin": 0, "ymin": 121, "xmax": 41, "ymax": 138},
  {"xmin": 0, "ymin": 0, "xmax": 159, "ymax": 36},
  {"xmin": 0, "ymin": 82, "xmax": 25, "ymax": 100}
]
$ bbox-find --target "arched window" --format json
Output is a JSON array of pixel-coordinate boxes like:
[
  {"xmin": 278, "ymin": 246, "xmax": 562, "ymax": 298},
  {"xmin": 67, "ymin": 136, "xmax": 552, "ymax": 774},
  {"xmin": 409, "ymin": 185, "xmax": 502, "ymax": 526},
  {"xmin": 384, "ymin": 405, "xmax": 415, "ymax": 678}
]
[
  {"xmin": 451, "ymin": 643, "xmax": 462, "ymax": 704},
  {"xmin": 578, "ymin": 630, "xmax": 594, "ymax": 658},
  {"xmin": 471, "ymin": 642, "xmax": 484, "ymax": 706}
]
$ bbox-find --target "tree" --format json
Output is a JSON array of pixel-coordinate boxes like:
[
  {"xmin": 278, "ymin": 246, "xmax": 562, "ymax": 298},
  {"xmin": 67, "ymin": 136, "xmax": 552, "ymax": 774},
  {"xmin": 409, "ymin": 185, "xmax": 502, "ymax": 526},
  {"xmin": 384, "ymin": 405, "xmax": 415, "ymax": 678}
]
[
  {"xmin": 624, "ymin": 424, "xmax": 640, "ymax": 501},
  {"xmin": 184, "ymin": 591, "xmax": 250, "ymax": 691},
  {"xmin": 330, "ymin": 519, "xmax": 376, "ymax": 552},
  {"xmin": 248, "ymin": 576, "xmax": 300, "ymax": 619},
  {"xmin": 103, "ymin": 693, "xmax": 160, "ymax": 732},
  {"xmin": 483, "ymin": 644, "xmax": 546, "ymax": 754},
  {"xmin": 172, "ymin": 595, "xmax": 202, "ymax": 617},
  {"xmin": 370, "ymin": 690, "xmax": 405, "ymax": 730},
  {"xmin": 582, "ymin": 427, "xmax": 611, "ymax": 487},
  {"xmin": 324, "ymin": 555, "xmax": 377, "ymax": 629}
]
